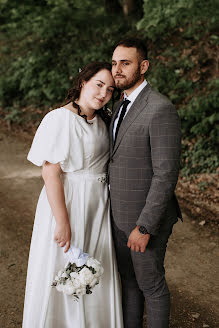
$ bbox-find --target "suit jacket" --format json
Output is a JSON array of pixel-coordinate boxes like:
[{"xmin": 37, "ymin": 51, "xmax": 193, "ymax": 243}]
[{"xmin": 109, "ymin": 84, "xmax": 182, "ymax": 236}]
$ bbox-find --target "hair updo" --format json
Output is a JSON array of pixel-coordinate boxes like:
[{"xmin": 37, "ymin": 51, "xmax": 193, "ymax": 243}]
[{"xmin": 65, "ymin": 62, "xmax": 114, "ymax": 125}]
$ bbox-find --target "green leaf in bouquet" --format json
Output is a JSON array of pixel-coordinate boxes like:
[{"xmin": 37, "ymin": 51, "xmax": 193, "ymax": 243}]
[
  {"xmin": 86, "ymin": 286, "xmax": 92, "ymax": 295},
  {"xmin": 51, "ymin": 281, "xmax": 57, "ymax": 287},
  {"xmin": 87, "ymin": 266, "xmax": 96, "ymax": 274}
]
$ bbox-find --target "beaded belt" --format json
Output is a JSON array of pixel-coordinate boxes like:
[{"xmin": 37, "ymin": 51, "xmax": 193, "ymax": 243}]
[{"xmin": 63, "ymin": 172, "xmax": 107, "ymax": 183}]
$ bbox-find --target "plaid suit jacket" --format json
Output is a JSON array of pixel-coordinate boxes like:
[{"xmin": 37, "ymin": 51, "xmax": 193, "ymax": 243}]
[{"xmin": 109, "ymin": 84, "xmax": 182, "ymax": 236}]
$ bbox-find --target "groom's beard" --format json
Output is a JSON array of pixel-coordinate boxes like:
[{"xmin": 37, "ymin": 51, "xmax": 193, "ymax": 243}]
[{"xmin": 114, "ymin": 65, "xmax": 141, "ymax": 91}]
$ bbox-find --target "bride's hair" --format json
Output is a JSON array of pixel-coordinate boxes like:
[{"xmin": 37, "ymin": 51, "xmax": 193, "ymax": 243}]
[{"xmin": 64, "ymin": 62, "xmax": 114, "ymax": 125}]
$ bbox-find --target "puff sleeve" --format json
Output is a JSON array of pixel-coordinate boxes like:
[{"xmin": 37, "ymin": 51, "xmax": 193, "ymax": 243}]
[{"xmin": 27, "ymin": 108, "xmax": 70, "ymax": 170}]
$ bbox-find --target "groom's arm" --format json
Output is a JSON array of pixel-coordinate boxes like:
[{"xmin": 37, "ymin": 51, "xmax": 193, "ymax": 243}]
[
  {"xmin": 128, "ymin": 101, "xmax": 181, "ymax": 251},
  {"xmin": 135, "ymin": 102, "xmax": 181, "ymax": 236}
]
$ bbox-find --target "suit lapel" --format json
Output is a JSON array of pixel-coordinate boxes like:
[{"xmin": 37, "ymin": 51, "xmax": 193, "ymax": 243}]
[
  {"xmin": 109, "ymin": 100, "xmax": 123, "ymax": 155},
  {"xmin": 112, "ymin": 84, "xmax": 151, "ymax": 156}
]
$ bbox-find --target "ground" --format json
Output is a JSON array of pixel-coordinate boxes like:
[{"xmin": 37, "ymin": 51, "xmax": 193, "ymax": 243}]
[{"xmin": 0, "ymin": 128, "xmax": 218, "ymax": 328}]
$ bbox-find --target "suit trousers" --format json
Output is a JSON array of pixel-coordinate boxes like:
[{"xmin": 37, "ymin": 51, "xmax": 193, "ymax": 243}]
[{"xmin": 111, "ymin": 219, "xmax": 175, "ymax": 328}]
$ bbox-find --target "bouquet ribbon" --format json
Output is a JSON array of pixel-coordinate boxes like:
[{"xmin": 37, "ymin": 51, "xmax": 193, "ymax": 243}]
[{"xmin": 64, "ymin": 245, "xmax": 89, "ymax": 266}]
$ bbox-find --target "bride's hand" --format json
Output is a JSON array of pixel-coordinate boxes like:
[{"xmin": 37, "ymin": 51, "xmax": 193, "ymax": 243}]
[{"xmin": 54, "ymin": 221, "xmax": 71, "ymax": 253}]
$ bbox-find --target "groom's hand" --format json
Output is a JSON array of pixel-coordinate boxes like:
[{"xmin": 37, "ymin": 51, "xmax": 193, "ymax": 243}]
[{"xmin": 127, "ymin": 226, "xmax": 150, "ymax": 253}]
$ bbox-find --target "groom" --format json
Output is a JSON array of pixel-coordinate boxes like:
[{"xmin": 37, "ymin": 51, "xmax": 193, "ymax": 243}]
[{"xmin": 109, "ymin": 38, "xmax": 182, "ymax": 328}]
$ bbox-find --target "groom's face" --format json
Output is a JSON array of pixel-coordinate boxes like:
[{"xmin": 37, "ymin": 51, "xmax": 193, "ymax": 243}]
[{"xmin": 112, "ymin": 46, "xmax": 142, "ymax": 91}]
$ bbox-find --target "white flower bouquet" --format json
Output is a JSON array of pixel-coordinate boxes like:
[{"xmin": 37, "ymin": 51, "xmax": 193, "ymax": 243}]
[{"xmin": 52, "ymin": 246, "xmax": 104, "ymax": 300}]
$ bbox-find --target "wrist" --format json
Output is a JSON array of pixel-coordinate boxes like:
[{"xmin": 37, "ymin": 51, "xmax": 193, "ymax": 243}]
[
  {"xmin": 56, "ymin": 217, "xmax": 69, "ymax": 226},
  {"xmin": 138, "ymin": 225, "xmax": 150, "ymax": 235}
]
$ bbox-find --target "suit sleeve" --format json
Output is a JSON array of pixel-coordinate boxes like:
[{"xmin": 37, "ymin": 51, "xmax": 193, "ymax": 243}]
[{"xmin": 136, "ymin": 104, "xmax": 181, "ymax": 235}]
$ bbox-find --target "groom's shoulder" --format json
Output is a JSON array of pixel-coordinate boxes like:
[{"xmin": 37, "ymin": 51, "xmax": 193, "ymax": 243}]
[{"xmin": 146, "ymin": 85, "xmax": 173, "ymax": 107}]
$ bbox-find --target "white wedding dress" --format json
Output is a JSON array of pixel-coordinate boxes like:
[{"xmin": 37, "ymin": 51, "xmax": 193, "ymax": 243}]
[{"xmin": 22, "ymin": 107, "xmax": 123, "ymax": 328}]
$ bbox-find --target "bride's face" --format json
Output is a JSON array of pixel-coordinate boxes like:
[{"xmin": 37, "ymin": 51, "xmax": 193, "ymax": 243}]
[{"xmin": 80, "ymin": 69, "xmax": 115, "ymax": 110}]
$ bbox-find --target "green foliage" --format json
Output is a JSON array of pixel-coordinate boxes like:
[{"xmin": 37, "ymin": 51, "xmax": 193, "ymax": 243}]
[
  {"xmin": 137, "ymin": 0, "xmax": 218, "ymax": 40},
  {"xmin": 181, "ymin": 137, "xmax": 219, "ymax": 176},
  {"xmin": 0, "ymin": 0, "xmax": 218, "ymax": 175},
  {"xmin": 139, "ymin": 0, "xmax": 219, "ymax": 175},
  {"xmin": 0, "ymin": 0, "xmax": 128, "ymax": 109},
  {"xmin": 179, "ymin": 80, "xmax": 219, "ymax": 175},
  {"xmin": 147, "ymin": 55, "xmax": 218, "ymax": 175}
]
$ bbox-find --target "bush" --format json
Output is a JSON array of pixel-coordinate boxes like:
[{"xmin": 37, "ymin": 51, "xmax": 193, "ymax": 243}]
[
  {"xmin": 0, "ymin": 0, "xmax": 127, "ymax": 111},
  {"xmin": 0, "ymin": 0, "xmax": 218, "ymax": 175},
  {"xmin": 137, "ymin": 0, "xmax": 218, "ymax": 40}
]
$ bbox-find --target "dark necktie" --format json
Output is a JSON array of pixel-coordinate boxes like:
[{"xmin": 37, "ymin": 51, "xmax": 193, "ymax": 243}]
[{"xmin": 114, "ymin": 99, "xmax": 130, "ymax": 142}]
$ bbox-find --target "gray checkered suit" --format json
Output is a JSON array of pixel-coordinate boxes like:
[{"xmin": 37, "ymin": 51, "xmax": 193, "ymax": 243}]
[{"xmin": 109, "ymin": 84, "xmax": 182, "ymax": 328}]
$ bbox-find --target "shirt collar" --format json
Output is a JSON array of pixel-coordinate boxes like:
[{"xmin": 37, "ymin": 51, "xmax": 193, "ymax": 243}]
[{"xmin": 124, "ymin": 80, "xmax": 147, "ymax": 103}]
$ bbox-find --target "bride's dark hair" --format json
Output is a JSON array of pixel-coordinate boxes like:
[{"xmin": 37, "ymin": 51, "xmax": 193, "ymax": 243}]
[{"xmin": 64, "ymin": 62, "xmax": 114, "ymax": 126}]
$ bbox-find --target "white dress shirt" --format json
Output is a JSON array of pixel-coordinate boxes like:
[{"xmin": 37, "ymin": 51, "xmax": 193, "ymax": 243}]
[{"xmin": 113, "ymin": 80, "xmax": 147, "ymax": 141}]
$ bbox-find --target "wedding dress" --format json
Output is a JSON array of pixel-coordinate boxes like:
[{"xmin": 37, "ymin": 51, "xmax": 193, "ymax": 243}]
[{"xmin": 22, "ymin": 107, "xmax": 123, "ymax": 328}]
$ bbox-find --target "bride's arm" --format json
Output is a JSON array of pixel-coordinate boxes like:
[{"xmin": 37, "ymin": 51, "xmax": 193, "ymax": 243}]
[{"xmin": 42, "ymin": 162, "xmax": 71, "ymax": 253}]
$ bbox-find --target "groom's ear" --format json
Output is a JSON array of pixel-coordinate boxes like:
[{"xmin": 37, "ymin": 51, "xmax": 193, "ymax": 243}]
[{"xmin": 140, "ymin": 60, "xmax": 149, "ymax": 75}]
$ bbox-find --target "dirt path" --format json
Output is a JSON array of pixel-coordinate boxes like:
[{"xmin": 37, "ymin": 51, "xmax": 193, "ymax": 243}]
[{"xmin": 0, "ymin": 130, "xmax": 218, "ymax": 328}]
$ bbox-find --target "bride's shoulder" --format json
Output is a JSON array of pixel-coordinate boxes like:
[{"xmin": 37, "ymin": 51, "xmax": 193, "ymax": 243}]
[
  {"xmin": 42, "ymin": 107, "xmax": 74, "ymax": 124},
  {"xmin": 44, "ymin": 107, "xmax": 67, "ymax": 118}
]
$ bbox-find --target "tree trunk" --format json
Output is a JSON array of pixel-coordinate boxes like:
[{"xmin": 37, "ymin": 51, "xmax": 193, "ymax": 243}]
[
  {"xmin": 104, "ymin": 0, "xmax": 143, "ymax": 19},
  {"xmin": 122, "ymin": 0, "xmax": 134, "ymax": 16}
]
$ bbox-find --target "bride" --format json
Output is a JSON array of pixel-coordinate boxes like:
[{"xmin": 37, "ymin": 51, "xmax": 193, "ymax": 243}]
[{"xmin": 22, "ymin": 62, "xmax": 124, "ymax": 328}]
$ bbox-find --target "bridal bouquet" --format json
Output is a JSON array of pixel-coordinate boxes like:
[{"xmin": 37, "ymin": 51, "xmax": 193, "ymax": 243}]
[{"xmin": 52, "ymin": 246, "xmax": 104, "ymax": 300}]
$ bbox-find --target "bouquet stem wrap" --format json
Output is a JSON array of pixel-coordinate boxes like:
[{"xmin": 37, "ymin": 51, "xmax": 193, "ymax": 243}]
[{"xmin": 64, "ymin": 246, "xmax": 89, "ymax": 267}]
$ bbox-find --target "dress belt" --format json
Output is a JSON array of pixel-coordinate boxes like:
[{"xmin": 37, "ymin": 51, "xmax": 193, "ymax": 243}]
[{"xmin": 63, "ymin": 172, "xmax": 107, "ymax": 183}]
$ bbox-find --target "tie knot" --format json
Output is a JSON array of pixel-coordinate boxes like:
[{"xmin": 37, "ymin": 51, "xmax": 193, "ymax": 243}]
[{"xmin": 122, "ymin": 99, "xmax": 130, "ymax": 107}]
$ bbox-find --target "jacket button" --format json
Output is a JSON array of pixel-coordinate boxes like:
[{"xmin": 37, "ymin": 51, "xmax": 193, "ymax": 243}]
[{"xmin": 110, "ymin": 158, "xmax": 114, "ymax": 163}]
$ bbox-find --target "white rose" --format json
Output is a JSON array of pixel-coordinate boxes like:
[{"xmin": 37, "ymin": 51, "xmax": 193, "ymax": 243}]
[
  {"xmin": 56, "ymin": 283, "xmax": 64, "ymax": 292},
  {"xmin": 63, "ymin": 281, "xmax": 76, "ymax": 296},
  {"xmin": 86, "ymin": 258, "xmax": 104, "ymax": 277},
  {"xmin": 61, "ymin": 272, "xmax": 68, "ymax": 278},
  {"xmin": 89, "ymin": 277, "xmax": 98, "ymax": 287},
  {"xmin": 70, "ymin": 272, "xmax": 78, "ymax": 279},
  {"xmin": 75, "ymin": 287, "xmax": 86, "ymax": 296},
  {"xmin": 54, "ymin": 275, "xmax": 59, "ymax": 282},
  {"xmin": 95, "ymin": 266, "xmax": 104, "ymax": 278},
  {"xmin": 58, "ymin": 270, "xmax": 64, "ymax": 277},
  {"xmin": 72, "ymin": 278, "xmax": 81, "ymax": 289},
  {"xmin": 79, "ymin": 267, "xmax": 94, "ymax": 286},
  {"xmin": 75, "ymin": 288, "xmax": 82, "ymax": 295},
  {"xmin": 87, "ymin": 258, "xmax": 101, "ymax": 268},
  {"xmin": 80, "ymin": 287, "xmax": 86, "ymax": 296}
]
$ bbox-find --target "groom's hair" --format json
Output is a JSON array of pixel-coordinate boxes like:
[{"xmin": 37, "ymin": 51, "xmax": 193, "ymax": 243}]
[{"xmin": 115, "ymin": 38, "xmax": 148, "ymax": 62}]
